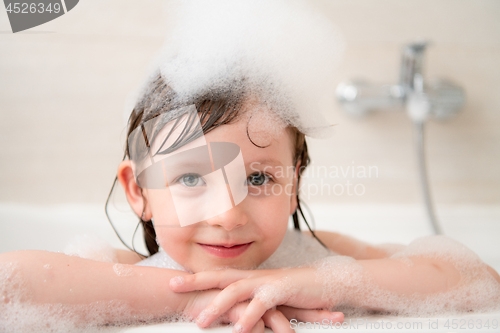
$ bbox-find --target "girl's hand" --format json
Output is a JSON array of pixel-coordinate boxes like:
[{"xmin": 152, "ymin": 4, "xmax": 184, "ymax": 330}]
[
  {"xmin": 183, "ymin": 288, "xmax": 342, "ymax": 333},
  {"xmin": 172, "ymin": 267, "xmax": 343, "ymax": 333}
]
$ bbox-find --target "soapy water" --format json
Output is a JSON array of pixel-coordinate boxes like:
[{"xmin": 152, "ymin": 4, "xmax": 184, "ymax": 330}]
[
  {"xmin": 134, "ymin": 0, "xmax": 344, "ymax": 138},
  {"xmin": 2, "ymin": 234, "xmax": 500, "ymax": 332},
  {"xmin": 64, "ymin": 235, "xmax": 118, "ymax": 263},
  {"xmin": 253, "ymin": 276, "xmax": 299, "ymax": 309}
]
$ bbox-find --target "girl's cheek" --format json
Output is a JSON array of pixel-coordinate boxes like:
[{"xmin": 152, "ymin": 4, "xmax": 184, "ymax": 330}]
[
  {"xmin": 250, "ymin": 190, "xmax": 291, "ymax": 221},
  {"xmin": 157, "ymin": 225, "xmax": 195, "ymax": 248}
]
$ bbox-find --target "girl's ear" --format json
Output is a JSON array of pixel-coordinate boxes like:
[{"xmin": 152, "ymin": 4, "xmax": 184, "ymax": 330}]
[
  {"xmin": 289, "ymin": 161, "xmax": 301, "ymax": 215},
  {"xmin": 117, "ymin": 161, "xmax": 151, "ymax": 220}
]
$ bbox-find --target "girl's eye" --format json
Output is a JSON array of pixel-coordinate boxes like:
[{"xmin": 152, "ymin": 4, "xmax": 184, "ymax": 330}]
[
  {"xmin": 179, "ymin": 174, "xmax": 205, "ymax": 187},
  {"xmin": 247, "ymin": 172, "xmax": 270, "ymax": 186}
]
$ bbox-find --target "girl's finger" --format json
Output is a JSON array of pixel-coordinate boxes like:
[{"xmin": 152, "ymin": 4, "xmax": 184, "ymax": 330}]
[
  {"xmin": 196, "ymin": 280, "xmax": 261, "ymax": 328},
  {"xmin": 225, "ymin": 302, "xmax": 267, "ymax": 333},
  {"xmin": 247, "ymin": 318, "xmax": 265, "ymax": 333},
  {"xmin": 170, "ymin": 269, "xmax": 255, "ymax": 292},
  {"xmin": 232, "ymin": 296, "xmax": 274, "ymax": 333},
  {"xmin": 277, "ymin": 306, "xmax": 344, "ymax": 325},
  {"xmin": 261, "ymin": 308, "xmax": 294, "ymax": 333}
]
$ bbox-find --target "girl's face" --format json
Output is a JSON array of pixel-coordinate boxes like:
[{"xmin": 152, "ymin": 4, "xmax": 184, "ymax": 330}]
[{"xmin": 124, "ymin": 111, "xmax": 299, "ymax": 273}]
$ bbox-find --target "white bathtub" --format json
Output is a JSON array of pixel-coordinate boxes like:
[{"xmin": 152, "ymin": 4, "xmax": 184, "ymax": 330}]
[{"xmin": 1, "ymin": 202, "xmax": 499, "ymax": 332}]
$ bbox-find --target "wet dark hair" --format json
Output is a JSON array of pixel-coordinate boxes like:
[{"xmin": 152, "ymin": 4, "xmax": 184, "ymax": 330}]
[{"xmin": 106, "ymin": 73, "xmax": 326, "ymax": 257}]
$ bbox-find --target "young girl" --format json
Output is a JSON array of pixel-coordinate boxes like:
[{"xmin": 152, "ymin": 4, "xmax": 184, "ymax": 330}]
[{"xmin": 1, "ymin": 66, "xmax": 500, "ymax": 333}]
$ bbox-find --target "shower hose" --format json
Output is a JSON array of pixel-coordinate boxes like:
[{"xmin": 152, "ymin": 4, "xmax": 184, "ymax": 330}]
[{"xmin": 414, "ymin": 121, "xmax": 443, "ymax": 235}]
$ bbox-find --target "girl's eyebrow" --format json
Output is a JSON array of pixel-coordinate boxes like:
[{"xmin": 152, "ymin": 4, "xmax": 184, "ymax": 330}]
[{"xmin": 246, "ymin": 159, "xmax": 284, "ymax": 167}]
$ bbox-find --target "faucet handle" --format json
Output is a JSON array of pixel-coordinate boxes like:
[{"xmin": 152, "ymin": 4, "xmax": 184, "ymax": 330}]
[
  {"xmin": 426, "ymin": 79, "xmax": 466, "ymax": 120},
  {"xmin": 406, "ymin": 79, "xmax": 466, "ymax": 123}
]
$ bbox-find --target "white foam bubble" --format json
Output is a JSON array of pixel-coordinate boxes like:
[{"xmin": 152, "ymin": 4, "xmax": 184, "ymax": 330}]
[
  {"xmin": 258, "ymin": 229, "xmax": 335, "ymax": 270},
  {"xmin": 113, "ymin": 264, "xmax": 134, "ymax": 277},
  {"xmin": 136, "ymin": 248, "xmax": 189, "ymax": 272},
  {"xmin": 313, "ymin": 236, "xmax": 500, "ymax": 317},
  {"xmin": 64, "ymin": 234, "xmax": 117, "ymax": 263},
  {"xmin": 147, "ymin": 0, "xmax": 343, "ymax": 138},
  {"xmin": 252, "ymin": 275, "xmax": 298, "ymax": 308}
]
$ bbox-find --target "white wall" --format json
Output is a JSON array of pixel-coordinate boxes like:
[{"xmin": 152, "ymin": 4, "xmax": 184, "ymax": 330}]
[{"xmin": 0, "ymin": 0, "xmax": 499, "ymax": 206}]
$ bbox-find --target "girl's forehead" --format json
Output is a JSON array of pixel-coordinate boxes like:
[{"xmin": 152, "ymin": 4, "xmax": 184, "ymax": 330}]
[{"xmin": 203, "ymin": 116, "xmax": 295, "ymax": 165}]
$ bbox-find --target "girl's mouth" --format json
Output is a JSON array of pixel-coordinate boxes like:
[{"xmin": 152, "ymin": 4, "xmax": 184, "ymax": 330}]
[{"xmin": 198, "ymin": 242, "xmax": 253, "ymax": 258}]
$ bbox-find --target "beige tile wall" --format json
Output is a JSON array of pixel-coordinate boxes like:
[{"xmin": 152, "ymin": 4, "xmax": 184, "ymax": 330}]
[{"xmin": 0, "ymin": 0, "xmax": 498, "ymax": 205}]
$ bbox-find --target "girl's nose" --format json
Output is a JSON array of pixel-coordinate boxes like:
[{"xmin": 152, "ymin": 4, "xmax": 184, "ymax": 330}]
[{"xmin": 205, "ymin": 205, "xmax": 248, "ymax": 231}]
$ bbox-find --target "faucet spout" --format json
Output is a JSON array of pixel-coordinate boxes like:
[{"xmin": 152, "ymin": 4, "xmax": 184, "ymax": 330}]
[
  {"xmin": 399, "ymin": 41, "xmax": 428, "ymax": 95},
  {"xmin": 335, "ymin": 41, "xmax": 466, "ymax": 236}
]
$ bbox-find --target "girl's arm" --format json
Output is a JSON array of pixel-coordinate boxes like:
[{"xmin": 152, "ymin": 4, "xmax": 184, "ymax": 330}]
[
  {"xmin": 305, "ymin": 230, "xmax": 500, "ymax": 284},
  {"xmin": 0, "ymin": 250, "xmax": 193, "ymax": 322}
]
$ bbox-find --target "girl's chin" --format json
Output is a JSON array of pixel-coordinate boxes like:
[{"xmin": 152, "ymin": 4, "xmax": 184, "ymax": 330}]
[{"xmin": 193, "ymin": 258, "xmax": 261, "ymax": 272}]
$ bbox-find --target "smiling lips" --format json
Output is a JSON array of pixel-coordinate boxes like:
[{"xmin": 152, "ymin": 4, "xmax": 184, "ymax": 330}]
[{"xmin": 198, "ymin": 242, "xmax": 253, "ymax": 258}]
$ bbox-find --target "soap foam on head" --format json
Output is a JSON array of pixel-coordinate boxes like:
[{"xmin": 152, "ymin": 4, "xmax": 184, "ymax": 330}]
[{"xmin": 142, "ymin": 0, "xmax": 343, "ymax": 138}]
